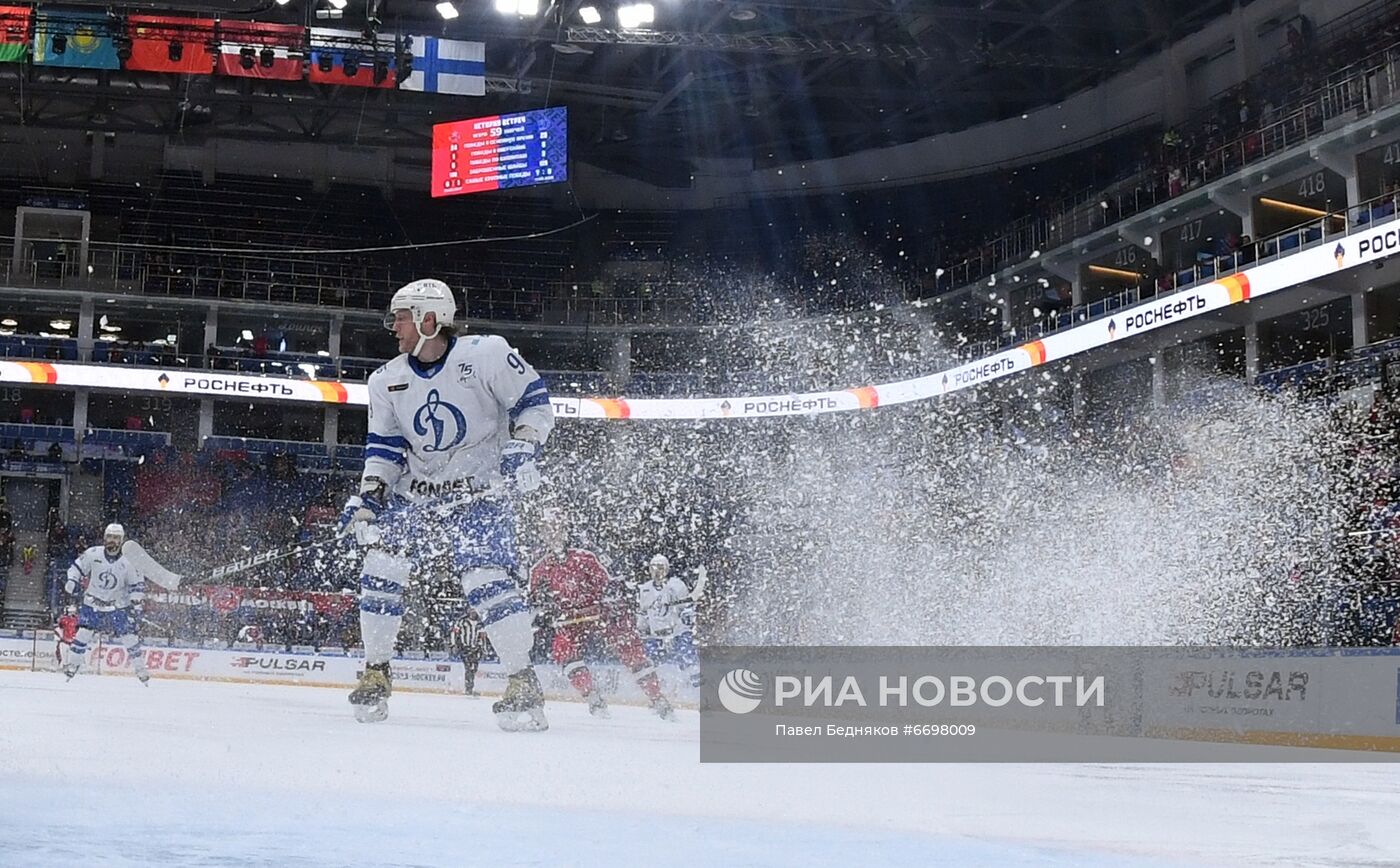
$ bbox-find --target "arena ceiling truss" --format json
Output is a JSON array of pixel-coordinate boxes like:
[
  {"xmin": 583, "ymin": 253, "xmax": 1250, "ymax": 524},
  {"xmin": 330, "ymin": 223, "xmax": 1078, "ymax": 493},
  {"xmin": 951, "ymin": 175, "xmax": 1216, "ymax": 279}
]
[{"xmin": 0, "ymin": 0, "xmax": 1234, "ymax": 184}]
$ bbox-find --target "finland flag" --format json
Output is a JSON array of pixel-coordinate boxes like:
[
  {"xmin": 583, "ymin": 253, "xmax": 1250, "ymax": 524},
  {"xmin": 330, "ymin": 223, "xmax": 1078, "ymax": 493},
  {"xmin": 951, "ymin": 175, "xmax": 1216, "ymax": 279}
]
[{"xmin": 401, "ymin": 36, "xmax": 485, "ymax": 97}]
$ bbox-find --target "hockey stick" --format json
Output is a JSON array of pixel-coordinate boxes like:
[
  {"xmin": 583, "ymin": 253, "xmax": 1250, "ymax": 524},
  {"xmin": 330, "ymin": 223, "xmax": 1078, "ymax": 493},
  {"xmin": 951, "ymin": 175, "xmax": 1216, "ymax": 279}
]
[
  {"xmin": 123, "ymin": 540, "xmax": 184, "ymax": 591},
  {"xmin": 689, "ymin": 566, "xmax": 709, "ymax": 601},
  {"xmin": 193, "ymin": 483, "xmax": 508, "ymax": 586}
]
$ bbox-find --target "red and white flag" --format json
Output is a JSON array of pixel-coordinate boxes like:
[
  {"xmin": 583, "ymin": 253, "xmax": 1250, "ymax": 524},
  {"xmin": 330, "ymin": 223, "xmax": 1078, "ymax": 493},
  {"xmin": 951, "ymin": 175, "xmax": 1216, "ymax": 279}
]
[{"xmin": 216, "ymin": 21, "xmax": 304, "ymax": 81}]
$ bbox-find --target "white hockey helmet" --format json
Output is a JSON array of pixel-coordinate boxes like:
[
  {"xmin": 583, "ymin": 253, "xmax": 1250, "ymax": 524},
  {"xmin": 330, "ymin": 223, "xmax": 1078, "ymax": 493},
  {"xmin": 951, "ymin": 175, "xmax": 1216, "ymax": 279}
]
[
  {"xmin": 384, "ymin": 278, "xmax": 457, "ymax": 356},
  {"xmin": 648, "ymin": 553, "xmax": 670, "ymax": 581}
]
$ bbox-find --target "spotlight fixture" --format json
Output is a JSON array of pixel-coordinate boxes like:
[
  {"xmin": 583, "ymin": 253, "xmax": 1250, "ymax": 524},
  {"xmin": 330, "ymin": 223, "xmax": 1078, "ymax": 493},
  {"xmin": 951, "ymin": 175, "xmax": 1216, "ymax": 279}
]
[
  {"xmin": 52, "ymin": 34, "xmax": 66, "ymax": 54},
  {"xmin": 275, "ymin": 0, "xmax": 291, "ymax": 5},
  {"xmin": 239, "ymin": 46, "xmax": 255, "ymax": 69},
  {"xmin": 260, "ymin": 47, "xmax": 275, "ymax": 67},
  {"xmin": 343, "ymin": 52, "xmax": 360, "ymax": 75},
  {"xmin": 618, "ymin": 3, "xmax": 655, "ymax": 29},
  {"xmin": 328, "ymin": 0, "xmax": 348, "ymax": 9},
  {"xmin": 167, "ymin": 40, "xmax": 183, "ymax": 62},
  {"xmin": 317, "ymin": 52, "xmax": 333, "ymax": 72},
  {"xmin": 436, "ymin": 1, "xmax": 459, "ymax": 20},
  {"xmin": 578, "ymin": 5, "xmax": 600, "ymax": 24},
  {"xmin": 495, "ymin": 0, "xmax": 538, "ymax": 15},
  {"xmin": 372, "ymin": 58, "xmax": 389, "ymax": 84}
]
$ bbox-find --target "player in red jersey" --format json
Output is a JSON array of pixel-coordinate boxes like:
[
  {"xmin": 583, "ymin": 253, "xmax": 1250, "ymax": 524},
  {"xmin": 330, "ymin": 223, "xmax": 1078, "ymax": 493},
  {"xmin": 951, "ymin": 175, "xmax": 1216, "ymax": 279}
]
[
  {"xmin": 528, "ymin": 511, "xmax": 674, "ymax": 720},
  {"xmin": 54, "ymin": 605, "xmax": 78, "ymax": 671}
]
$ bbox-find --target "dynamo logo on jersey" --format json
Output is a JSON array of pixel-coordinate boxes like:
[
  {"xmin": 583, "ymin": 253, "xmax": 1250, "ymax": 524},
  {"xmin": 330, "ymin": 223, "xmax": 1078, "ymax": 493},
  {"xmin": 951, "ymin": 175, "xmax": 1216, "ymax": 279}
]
[
  {"xmin": 414, "ymin": 389, "xmax": 468, "ymax": 453},
  {"xmin": 94, "ymin": 571, "xmax": 119, "ymax": 591}
]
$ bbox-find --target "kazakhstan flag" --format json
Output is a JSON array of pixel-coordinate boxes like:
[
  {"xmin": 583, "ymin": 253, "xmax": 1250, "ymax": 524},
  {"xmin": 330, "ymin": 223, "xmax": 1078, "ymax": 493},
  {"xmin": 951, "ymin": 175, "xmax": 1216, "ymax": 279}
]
[{"xmin": 32, "ymin": 9, "xmax": 119, "ymax": 69}]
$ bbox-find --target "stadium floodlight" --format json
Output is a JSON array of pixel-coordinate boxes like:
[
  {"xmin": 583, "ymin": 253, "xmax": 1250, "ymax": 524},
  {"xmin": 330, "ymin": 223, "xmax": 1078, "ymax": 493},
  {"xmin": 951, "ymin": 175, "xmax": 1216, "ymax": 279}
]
[
  {"xmin": 49, "ymin": 319, "xmax": 71, "ymax": 330},
  {"xmin": 494, "ymin": 0, "xmax": 515, "ymax": 12},
  {"xmin": 275, "ymin": 0, "xmax": 291, "ymax": 5},
  {"xmin": 436, "ymin": 1, "xmax": 459, "ymax": 19},
  {"xmin": 618, "ymin": 3, "xmax": 655, "ymax": 29},
  {"xmin": 517, "ymin": 0, "xmax": 540, "ymax": 15},
  {"xmin": 241, "ymin": 330, "xmax": 255, "ymax": 341},
  {"xmin": 328, "ymin": 0, "xmax": 348, "ymax": 9},
  {"xmin": 578, "ymin": 5, "xmax": 601, "ymax": 24}
]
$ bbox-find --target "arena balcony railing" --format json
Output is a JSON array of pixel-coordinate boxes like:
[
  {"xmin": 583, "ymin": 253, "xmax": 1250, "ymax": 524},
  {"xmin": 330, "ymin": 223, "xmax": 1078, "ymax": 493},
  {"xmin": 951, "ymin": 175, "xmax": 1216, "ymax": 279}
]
[
  {"xmin": 929, "ymin": 0, "xmax": 1400, "ymax": 276},
  {"xmin": 961, "ymin": 188, "xmax": 1400, "ymax": 361},
  {"xmin": 931, "ymin": 32, "xmax": 1400, "ymax": 296},
  {"xmin": 0, "ymin": 242, "xmax": 739, "ymax": 328}
]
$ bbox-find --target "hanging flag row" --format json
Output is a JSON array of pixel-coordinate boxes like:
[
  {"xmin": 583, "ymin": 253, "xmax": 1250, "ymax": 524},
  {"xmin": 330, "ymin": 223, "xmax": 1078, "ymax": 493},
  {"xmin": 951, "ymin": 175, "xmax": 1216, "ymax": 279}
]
[{"xmin": 0, "ymin": 6, "xmax": 484, "ymax": 95}]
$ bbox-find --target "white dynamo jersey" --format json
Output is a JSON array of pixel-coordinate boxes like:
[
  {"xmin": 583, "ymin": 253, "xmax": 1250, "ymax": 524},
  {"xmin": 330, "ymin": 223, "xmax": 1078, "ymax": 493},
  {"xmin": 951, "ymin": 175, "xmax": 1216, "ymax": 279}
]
[
  {"xmin": 69, "ymin": 548, "xmax": 146, "ymax": 610},
  {"xmin": 362, "ymin": 334, "xmax": 554, "ymax": 500},
  {"xmin": 638, "ymin": 577, "xmax": 692, "ymax": 636}
]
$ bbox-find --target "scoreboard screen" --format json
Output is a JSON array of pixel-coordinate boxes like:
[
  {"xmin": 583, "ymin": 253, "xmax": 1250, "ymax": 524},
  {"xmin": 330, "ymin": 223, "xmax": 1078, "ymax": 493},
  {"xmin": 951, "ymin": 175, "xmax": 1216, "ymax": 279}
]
[{"xmin": 431, "ymin": 107, "xmax": 568, "ymax": 197}]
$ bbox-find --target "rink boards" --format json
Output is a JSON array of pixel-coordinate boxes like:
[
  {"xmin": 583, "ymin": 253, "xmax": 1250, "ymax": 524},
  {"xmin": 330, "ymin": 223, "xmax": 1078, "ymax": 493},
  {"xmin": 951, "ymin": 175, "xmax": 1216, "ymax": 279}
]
[
  {"xmin": 6, "ymin": 637, "xmax": 1400, "ymax": 751},
  {"xmin": 0, "ymin": 636, "xmax": 700, "ymax": 708}
]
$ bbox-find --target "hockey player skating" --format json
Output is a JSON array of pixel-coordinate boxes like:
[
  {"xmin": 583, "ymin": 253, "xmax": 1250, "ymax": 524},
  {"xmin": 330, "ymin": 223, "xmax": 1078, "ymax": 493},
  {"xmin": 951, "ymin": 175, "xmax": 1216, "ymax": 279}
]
[
  {"xmin": 338, "ymin": 278, "xmax": 553, "ymax": 730},
  {"xmin": 54, "ymin": 605, "xmax": 77, "ymax": 671},
  {"xmin": 62, "ymin": 524, "xmax": 151, "ymax": 684},
  {"xmin": 639, "ymin": 555, "xmax": 705, "ymax": 689},
  {"xmin": 529, "ymin": 511, "xmax": 675, "ymax": 721}
]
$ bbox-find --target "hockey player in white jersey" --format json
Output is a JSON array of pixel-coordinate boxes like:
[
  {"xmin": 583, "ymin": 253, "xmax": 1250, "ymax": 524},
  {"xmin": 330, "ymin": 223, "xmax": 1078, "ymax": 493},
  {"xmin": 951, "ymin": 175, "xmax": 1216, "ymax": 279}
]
[
  {"xmin": 62, "ymin": 523, "xmax": 151, "ymax": 684},
  {"xmin": 338, "ymin": 278, "xmax": 553, "ymax": 730},
  {"xmin": 638, "ymin": 554, "xmax": 704, "ymax": 688}
]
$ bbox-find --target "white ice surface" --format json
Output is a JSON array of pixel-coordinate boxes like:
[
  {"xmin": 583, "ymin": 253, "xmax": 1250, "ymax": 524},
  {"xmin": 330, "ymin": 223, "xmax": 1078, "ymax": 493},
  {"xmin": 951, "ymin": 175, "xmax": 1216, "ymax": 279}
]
[{"xmin": 2, "ymin": 669, "xmax": 1399, "ymax": 867}]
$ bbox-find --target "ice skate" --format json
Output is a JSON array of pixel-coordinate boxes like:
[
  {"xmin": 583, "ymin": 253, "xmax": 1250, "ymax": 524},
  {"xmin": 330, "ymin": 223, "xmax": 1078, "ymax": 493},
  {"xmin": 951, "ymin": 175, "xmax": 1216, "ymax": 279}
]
[
  {"xmin": 650, "ymin": 695, "xmax": 676, "ymax": 722},
  {"xmin": 586, "ymin": 690, "xmax": 611, "ymax": 719},
  {"xmin": 493, "ymin": 668, "xmax": 548, "ymax": 732},
  {"xmin": 62, "ymin": 664, "xmax": 80, "ymax": 681},
  {"xmin": 350, "ymin": 661, "xmax": 392, "ymax": 723},
  {"xmin": 137, "ymin": 672, "xmax": 150, "ymax": 686}
]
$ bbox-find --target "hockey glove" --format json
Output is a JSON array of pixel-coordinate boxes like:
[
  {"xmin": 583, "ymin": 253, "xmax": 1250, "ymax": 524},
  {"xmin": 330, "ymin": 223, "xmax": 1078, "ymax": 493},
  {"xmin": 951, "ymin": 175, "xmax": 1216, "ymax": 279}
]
[
  {"xmin": 337, "ymin": 489, "xmax": 386, "ymax": 543},
  {"xmin": 500, "ymin": 439, "xmax": 541, "ymax": 493}
]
